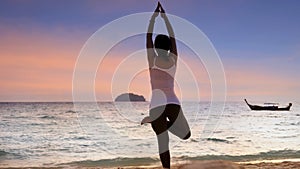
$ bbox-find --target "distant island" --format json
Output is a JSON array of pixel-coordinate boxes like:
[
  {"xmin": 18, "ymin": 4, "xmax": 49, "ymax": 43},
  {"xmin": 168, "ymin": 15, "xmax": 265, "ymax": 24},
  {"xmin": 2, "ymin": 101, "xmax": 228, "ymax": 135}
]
[{"xmin": 115, "ymin": 93, "xmax": 146, "ymax": 102}]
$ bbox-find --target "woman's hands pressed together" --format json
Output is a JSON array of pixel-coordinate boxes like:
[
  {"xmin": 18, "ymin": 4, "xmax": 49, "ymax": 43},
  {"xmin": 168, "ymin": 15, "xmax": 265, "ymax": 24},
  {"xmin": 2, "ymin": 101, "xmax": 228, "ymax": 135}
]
[{"xmin": 152, "ymin": 2, "xmax": 167, "ymax": 20}]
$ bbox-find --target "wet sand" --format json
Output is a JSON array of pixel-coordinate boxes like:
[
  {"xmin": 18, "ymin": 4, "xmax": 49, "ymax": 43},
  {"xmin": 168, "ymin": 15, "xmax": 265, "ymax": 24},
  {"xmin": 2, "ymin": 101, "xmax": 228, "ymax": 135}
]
[
  {"xmin": 115, "ymin": 160, "xmax": 300, "ymax": 169},
  {"xmin": 1, "ymin": 160, "xmax": 300, "ymax": 169},
  {"xmin": 119, "ymin": 160, "xmax": 300, "ymax": 169}
]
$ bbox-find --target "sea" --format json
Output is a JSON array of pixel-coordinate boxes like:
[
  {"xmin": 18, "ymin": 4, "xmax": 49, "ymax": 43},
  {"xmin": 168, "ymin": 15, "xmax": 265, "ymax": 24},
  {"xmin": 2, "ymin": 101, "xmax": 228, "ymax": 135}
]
[{"xmin": 0, "ymin": 101, "xmax": 299, "ymax": 168}]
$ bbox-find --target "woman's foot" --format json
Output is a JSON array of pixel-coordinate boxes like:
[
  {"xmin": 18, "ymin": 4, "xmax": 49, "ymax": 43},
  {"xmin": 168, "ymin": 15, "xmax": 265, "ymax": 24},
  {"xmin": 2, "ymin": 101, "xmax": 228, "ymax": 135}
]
[{"xmin": 141, "ymin": 116, "xmax": 152, "ymax": 125}]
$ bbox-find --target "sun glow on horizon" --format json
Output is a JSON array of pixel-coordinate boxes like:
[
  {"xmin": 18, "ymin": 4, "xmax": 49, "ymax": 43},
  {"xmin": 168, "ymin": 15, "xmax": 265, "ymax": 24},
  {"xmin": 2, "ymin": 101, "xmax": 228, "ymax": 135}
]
[{"xmin": 0, "ymin": 1, "xmax": 299, "ymax": 102}]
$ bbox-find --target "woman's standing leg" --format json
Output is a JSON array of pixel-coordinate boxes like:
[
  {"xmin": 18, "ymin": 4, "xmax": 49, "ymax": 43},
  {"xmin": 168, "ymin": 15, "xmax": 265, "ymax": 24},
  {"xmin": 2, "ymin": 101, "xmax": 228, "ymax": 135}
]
[
  {"xmin": 157, "ymin": 131, "xmax": 170, "ymax": 168},
  {"xmin": 150, "ymin": 106, "xmax": 171, "ymax": 168}
]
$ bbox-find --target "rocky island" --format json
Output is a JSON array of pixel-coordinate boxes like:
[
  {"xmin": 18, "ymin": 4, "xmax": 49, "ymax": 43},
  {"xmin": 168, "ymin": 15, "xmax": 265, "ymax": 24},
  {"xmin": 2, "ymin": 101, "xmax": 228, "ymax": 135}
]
[{"xmin": 114, "ymin": 93, "xmax": 146, "ymax": 102}]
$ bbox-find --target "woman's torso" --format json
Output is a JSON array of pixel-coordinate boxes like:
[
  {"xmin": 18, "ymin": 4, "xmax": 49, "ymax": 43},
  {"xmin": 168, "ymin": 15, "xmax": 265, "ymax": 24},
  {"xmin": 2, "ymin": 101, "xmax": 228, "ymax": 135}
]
[{"xmin": 149, "ymin": 56, "xmax": 180, "ymax": 109}]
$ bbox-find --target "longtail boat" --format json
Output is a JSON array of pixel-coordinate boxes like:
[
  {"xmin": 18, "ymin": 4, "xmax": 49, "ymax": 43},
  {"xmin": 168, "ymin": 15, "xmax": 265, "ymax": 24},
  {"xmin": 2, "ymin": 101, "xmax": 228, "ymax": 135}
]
[{"xmin": 244, "ymin": 99, "xmax": 292, "ymax": 111}]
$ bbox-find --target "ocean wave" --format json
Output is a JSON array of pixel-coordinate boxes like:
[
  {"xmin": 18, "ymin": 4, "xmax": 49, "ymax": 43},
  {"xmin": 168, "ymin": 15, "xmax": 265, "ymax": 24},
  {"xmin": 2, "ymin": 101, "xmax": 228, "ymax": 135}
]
[
  {"xmin": 276, "ymin": 121, "xmax": 300, "ymax": 126},
  {"xmin": 184, "ymin": 149, "xmax": 300, "ymax": 162},
  {"xmin": 72, "ymin": 136, "xmax": 90, "ymax": 140},
  {"xmin": 190, "ymin": 138, "xmax": 198, "ymax": 142},
  {"xmin": 39, "ymin": 115, "xmax": 56, "ymax": 119},
  {"xmin": 277, "ymin": 135, "xmax": 298, "ymax": 139},
  {"xmin": 60, "ymin": 157, "xmax": 158, "ymax": 167},
  {"xmin": 290, "ymin": 122, "xmax": 300, "ymax": 126},
  {"xmin": 0, "ymin": 150, "xmax": 9, "ymax": 156},
  {"xmin": 204, "ymin": 138, "xmax": 232, "ymax": 144},
  {"xmin": 0, "ymin": 150, "xmax": 23, "ymax": 160},
  {"xmin": 59, "ymin": 150, "xmax": 300, "ymax": 167},
  {"xmin": 65, "ymin": 110, "xmax": 76, "ymax": 114}
]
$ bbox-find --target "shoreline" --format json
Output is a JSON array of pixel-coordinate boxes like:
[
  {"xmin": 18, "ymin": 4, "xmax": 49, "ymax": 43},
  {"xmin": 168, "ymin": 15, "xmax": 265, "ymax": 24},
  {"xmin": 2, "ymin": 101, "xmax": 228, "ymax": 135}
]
[
  {"xmin": 1, "ymin": 159, "xmax": 300, "ymax": 169},
  {"xmin": 108, "ymin": 160, "xmax": 300, "ymax": 169},
  {"xmin": 238, "ymin": 158, "xmax": 300, "ymax": 164}
]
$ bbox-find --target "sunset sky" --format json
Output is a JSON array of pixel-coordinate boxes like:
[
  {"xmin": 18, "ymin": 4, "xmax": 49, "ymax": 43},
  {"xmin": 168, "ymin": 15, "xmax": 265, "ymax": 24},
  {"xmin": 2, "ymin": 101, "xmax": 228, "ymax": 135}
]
[{"xmin": 0, "ymin": 0, "xmax": 299, "ymax": 102}]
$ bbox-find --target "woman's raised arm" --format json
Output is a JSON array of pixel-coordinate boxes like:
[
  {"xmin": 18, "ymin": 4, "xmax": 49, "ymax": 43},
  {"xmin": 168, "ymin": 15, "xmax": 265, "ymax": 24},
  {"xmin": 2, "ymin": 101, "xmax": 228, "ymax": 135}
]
[
  {"xmin": 146, "ymin": 2, "xmax": 160, "ymax": 67},
  {"xmin": 160, "ymin": 3, "xmax": 178, "ymax": 62}
]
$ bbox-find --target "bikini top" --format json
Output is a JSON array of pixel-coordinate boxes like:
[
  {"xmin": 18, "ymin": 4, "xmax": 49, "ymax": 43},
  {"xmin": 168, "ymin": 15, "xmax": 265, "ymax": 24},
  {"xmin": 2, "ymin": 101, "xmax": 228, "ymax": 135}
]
[{"xmin": 150, "ymin": 56, "xmax": 176, "ymax": 76}]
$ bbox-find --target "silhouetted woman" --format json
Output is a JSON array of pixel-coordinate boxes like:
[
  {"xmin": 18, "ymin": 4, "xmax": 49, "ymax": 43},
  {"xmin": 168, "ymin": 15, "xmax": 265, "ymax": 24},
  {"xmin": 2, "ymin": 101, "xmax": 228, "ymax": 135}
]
[{"xmin": 141, "ymin": 2, "xmax": 191, "ymax": 168}]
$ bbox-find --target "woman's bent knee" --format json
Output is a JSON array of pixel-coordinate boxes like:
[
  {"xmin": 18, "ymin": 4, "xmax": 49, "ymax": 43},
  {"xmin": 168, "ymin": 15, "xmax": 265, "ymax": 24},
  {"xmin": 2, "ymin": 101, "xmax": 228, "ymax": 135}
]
[{"xmin": 182, "ymin": 131, "xmax": 191, "ymax": 140}]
